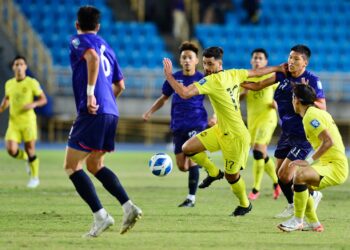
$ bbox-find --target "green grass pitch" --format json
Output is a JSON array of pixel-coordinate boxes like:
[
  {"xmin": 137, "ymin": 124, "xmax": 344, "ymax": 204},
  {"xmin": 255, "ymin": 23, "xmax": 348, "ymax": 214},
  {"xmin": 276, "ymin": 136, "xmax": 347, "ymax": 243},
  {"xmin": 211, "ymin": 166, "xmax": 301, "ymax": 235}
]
[{"xmin": 0, "ymin": 149, "xmax": 349, "ymax": 250}]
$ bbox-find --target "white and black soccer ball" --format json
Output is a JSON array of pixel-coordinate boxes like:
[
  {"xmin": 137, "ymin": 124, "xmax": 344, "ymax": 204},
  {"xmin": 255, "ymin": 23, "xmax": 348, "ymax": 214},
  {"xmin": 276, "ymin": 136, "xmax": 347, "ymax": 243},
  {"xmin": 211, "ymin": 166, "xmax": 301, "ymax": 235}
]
[{"xmin": 148, "ymin": 153, "xmax": 173, "ymax": 177}]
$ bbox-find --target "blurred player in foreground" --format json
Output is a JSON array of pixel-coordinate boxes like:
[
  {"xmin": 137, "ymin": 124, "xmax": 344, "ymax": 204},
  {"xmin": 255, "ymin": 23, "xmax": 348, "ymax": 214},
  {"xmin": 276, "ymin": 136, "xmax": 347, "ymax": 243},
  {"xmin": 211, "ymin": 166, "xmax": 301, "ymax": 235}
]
[
  {"xmin": 163, "ymin": 46, "xmax": 286, "ymax": 216},
  {"xmin": 64, "ymin": 6, "xmax": 142, "ymax": 237},
  {"xmin": 240, "ymin": 48, "xmax": 280, "ymax": 200},
  {"xmin": 0, "ymin": 55, "xmax": 47, "ymax": 188},
  {"xmin": 242, "ymin": 45, "xmax": 326, "ymax": 218},
  {"xmin": 278, "ymin": 84, "xmax": 348, "ymax": 232},
  {"xmin": 143, "ymin": 41, "xmax": 208, "ymax": 207}
]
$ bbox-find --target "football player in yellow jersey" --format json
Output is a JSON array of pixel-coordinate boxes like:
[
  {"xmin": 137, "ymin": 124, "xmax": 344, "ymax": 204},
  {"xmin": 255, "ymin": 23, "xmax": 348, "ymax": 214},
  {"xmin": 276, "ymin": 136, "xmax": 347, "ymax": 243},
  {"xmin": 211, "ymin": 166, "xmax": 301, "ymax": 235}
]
[
  {"xmin": 278, "ymin": 84, "xmax": 348, "ymax": 232},
  {"xmin": 240, "ymin": 48, "xmax": 281, "ymax": 200},
  {"xmin": 0, "ymin": 56, "xmax": 47, "ymax": 188},
  {"xmin": 163, "ymin": 47, "xmax": 286, "ymax": 216}
]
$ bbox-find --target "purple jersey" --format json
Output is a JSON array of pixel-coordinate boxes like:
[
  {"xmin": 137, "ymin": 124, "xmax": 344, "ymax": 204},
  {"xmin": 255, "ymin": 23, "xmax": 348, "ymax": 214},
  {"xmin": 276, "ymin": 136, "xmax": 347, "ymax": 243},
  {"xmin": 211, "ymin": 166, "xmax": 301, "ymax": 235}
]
[
  {"xmin": 69, "ymin": 33, "xmax": 123, "ymax": 116},
  {"xmin": 162, "ymin": 71, "xmax": 208, "ymax": 132},
  {"xmin": 275, "ymin": 70, "xmax": 325, "ymax": 137}
]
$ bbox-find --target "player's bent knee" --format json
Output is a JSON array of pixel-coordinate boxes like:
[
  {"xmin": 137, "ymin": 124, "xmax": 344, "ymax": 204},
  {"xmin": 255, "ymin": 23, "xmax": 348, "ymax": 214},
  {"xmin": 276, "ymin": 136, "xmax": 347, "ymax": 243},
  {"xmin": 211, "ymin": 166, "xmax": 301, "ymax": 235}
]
[
  {"xmin": 293, "ymin": 168, "xmax": 307, "ymax": 184},
  {"xmin": 252, "ymin": 150, "xmax": 264, "ymax": 160},
  {"xmin": 7, "ymin": 148, "xmax": 17, "ymax": 157},
  {"xmin": 225, "ymin": 172, "xmax": 240, "ymax": 184}
]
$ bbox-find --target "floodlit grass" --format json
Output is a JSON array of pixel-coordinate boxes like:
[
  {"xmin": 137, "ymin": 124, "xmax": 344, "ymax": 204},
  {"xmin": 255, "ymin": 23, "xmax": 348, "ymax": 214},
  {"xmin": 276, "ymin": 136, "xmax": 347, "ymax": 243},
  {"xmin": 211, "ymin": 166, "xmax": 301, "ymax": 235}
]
[{"xmin": 0, "ymin": 149, "xmax": 349, "ymax": 250}]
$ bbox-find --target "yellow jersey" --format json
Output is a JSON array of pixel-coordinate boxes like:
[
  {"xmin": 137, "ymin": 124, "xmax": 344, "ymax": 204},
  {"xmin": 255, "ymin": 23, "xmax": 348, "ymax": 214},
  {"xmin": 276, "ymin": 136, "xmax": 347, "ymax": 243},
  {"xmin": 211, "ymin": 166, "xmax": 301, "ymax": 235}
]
[
  {"xmin": 303, "ymin": 106, "xmax": 347, "ymax": 163},
  {"xmin": 5, "ymin": 76, "xmax": 43, "ymax": 125},
  {"xmin": 194, "ymin": 69, "xmax": 249, "ymax": 137},
  {"xmin": 245, "ymin": 74, "xmax": 278, "ymax": 127}
]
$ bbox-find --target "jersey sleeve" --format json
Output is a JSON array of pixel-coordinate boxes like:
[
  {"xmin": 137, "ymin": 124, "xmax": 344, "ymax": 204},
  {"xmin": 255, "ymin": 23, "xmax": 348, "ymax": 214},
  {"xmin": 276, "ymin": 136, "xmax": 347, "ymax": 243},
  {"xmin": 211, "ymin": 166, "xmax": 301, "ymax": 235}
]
[
  {"xmin": 229, "ymin": 69, "xmax": 249, "ymax": 83},
  {"xmin": 32, "ymin": 78, "xmax": 43, "ymax": 96},
  {"xmin": 162, "ymin": 80, "xmax": 174, "ymax": 97},
  {"xmin": 275, "ymin": 72, "xmax": 285, "ymax": 83},
  {"xmin": 70, "ymin": 36, "xmax": 96, "ymax": 59},
  {"xmin": 304, "ymin": 112, "xmax": 327, "ymax": 138},
  {"xmin": 4, "ymin": 80, "xmax": 10, "ymax": 97},
  {"xmin": 309, "ymin": 76, "xmax": 325, "ymax": 99},
  {"xmin": 193, "ymin": 76, "xmax": 212, "ymax": 95},
  {"xmin": 112, "ymin": 59, "xmax": 124, "ymax": 83}
]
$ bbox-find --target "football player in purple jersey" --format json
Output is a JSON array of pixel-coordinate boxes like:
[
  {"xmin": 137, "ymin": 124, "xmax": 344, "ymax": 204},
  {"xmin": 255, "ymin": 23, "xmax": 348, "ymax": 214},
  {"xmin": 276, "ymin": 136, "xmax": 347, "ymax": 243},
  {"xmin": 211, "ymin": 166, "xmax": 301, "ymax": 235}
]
[
  {"xmin": 242, "ymin": 45, "xmax": 326, "ymax": 218},
  {"xmin": 143, "ymin": 41, "xmax": 209, "ymax": 207},
  {"xmin": 64, "ymin": 6, "xmax": 142, "ymax": 237}
]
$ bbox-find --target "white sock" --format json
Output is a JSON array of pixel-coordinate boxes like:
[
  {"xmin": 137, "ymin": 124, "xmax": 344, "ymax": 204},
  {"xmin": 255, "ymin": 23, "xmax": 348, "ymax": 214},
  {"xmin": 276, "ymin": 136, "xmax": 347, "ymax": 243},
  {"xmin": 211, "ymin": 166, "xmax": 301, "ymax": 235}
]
[
  {"xmin": 187, "ymin": 195, "xmax": 195, "ymax": 202},
  {"xmin": 93, "ymin": 208, "xmax": 107, "ymax": 221},
  {"xmin": 122, "ymin": 200, "xmax": 134, "ymax": 213}
]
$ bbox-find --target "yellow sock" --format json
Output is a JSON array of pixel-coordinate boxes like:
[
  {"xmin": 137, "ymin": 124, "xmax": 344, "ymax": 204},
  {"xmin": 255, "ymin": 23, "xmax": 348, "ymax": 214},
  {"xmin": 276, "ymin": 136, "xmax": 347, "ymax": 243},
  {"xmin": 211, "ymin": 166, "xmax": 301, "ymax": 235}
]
[
  {"xmin": 190, "ymin": 152, "xmax": 219, "ymax": 177},
  {"xmin": 305, "ymin": 195, "xmax": 319, "ymax": 223},
  {"xmin": 15, "ymin": 149, "xmax": 28, "ymax": 161},
  {"xmin": 252, "ymin": 159, "xmax": 264, "ymax": 191},
  {"xmin": 294, "ymin": 187, "xmax": 309, "ymax": 219},
  {"xmin": 29, "ymin": 158, "xmax": 40, "ymax": 178},
  {"xmin": 230, "ymin": 177, "xmax": 249, "ymax": 207},
  {"xmin": 264, "ymin": 157, "xmax": 278, "ymax": 184}
]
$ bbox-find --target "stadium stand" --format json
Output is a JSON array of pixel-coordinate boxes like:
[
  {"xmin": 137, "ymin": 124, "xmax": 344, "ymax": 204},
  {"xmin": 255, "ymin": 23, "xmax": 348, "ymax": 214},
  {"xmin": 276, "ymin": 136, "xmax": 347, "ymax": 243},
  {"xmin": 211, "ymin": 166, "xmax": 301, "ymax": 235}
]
[{"xmin": 196, "ymin": 0, "xmax": 350, "ymax": 72}]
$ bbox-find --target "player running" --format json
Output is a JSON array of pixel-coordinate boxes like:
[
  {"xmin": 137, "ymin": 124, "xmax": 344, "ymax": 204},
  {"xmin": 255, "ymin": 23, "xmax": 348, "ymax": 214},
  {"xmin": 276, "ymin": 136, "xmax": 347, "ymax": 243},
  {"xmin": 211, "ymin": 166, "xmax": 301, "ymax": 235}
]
[
  {"xmin": 163, "ymin": 46, "xmax": 286, "ymax": 216},
  {"xmin": 143, "ymin": 41, "xmax": 208, "ymax": 207},
  {"xmin": 0, "ymin": 55, "xmax": 47, "ymax": 188},
  {"xmin": 240, "ymin": 48, "xmax": 280, "ymax": 200}
]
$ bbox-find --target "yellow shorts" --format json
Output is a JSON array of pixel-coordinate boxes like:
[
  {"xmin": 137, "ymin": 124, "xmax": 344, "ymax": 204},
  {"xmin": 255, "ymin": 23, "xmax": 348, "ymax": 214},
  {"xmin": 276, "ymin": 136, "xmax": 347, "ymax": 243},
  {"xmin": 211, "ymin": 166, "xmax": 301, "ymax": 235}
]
[
  {"xmin": 5, "ymin": 122, "xmax": 37, "ymax": 142},
  {"xmin": 248, "ymin": 118, "xmax": 277, "ymax": 145},
  {"xmin": 310, "ymin": 160, "xmax": 349, "ymax": 190},
  {"xmin": 196, "ymin": 124, "xmax": 250, "ymax": 174}
]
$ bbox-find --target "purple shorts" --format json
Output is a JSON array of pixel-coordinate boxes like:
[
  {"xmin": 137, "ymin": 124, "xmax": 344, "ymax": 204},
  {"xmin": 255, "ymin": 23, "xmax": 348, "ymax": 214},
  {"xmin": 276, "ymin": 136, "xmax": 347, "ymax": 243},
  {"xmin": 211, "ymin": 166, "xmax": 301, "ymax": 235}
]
[
  {"xmin": 172, "ymin": 129, "xmax": 203, "ymax": 154},
  {"xmin": 274, "ymin": 132, "xmax": 312, "ymax": 161},
  {"xmin": 67, "ymin": 113, "xmax": 118, "ymax": 152}
]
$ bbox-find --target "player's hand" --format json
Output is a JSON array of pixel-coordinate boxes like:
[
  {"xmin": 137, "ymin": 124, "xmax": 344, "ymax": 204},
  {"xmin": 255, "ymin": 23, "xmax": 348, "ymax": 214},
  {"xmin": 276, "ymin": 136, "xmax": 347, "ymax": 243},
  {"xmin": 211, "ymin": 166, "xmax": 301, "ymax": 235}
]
[
  {"xmin": 279, "ymin": 62, "xmax": 288, "ymax": 75},
  {"xmin": 289, "ymin": 159, "xmax": 309, "ymax": 168},
  {"xmin": 87, "ymin": 95, "xmax": 99, "ymax": 114},
  {"xmin": 300, "ymin": 77, "xmax": 309, "ymax": 85},
  {"xmin": 22, "ymin": 103, "xmax": 37, "ymax": 111},
  {"xmin": 142, "ymin": 112, "xmax": 151, "ymax": 121},
  {"xmin": 163, "ymin": 58, "xmax": 173, "ymax": 79}
]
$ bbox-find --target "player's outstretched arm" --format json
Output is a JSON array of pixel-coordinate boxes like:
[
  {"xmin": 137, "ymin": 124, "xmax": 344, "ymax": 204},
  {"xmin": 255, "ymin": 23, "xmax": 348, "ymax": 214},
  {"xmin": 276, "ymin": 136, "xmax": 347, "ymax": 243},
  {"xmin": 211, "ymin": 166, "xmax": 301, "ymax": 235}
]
[
  {"xmin": 113, "ymin": 79, "xmax": 126, "ymax": 98},
  {"xmin": 0, "ymin": 96, "xmax": 9, "ymax": 113},
  {"xmin": 247, "ymin": 63, "xmax": 287, "ymax": 78},
  {"xmin": 142, "ymin": 94, "xmax": 169, "ymax": 122},
  {"xmin": 163, "ymin": 58, "xmax": 199, "ymax": 99},
  {"xmin": 241, "ymin": 76, "xmax": 276, "ymax": 91}
]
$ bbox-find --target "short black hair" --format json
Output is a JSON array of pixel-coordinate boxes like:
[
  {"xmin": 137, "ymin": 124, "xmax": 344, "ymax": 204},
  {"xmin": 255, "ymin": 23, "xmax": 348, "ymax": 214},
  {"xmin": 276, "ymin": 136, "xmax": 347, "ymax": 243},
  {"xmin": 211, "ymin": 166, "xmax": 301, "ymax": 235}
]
[
  {"xmin": 12, "ymin": 55, "xmax": 27, "ymax": 65},
  {"xmin": 202, "ymin": 46, "xmax": 224, "ymax": 60},
  {"xmin": 179, "ymin": 41, "xmax": 199, "ymax": 55},
  {"xmin": 251, "ymin": 48, "xmax": 268, "ymax": 59},
  {"xmin": 77, "ymin": 6, "xmax": 100, "ymax": 31},
  {"xmin": 291, "ymin": 44, "xmax": 311, "ymax": 60},
  {"xmin": 293, "ymin": 84, "xmax": 316, "ymax": 105}
]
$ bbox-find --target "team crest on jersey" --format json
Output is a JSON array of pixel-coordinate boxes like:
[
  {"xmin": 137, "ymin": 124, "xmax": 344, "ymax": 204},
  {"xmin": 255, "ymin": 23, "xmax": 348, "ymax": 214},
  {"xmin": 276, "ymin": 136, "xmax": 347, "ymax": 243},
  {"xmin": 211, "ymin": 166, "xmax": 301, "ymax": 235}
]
[
  {"xmin": 310, "ymin": 119, "xmax": 320, "ymax": 128},
  {"xmin": 198, "ymin": 78, "xmax": 207, "ymax": 85},
  {"xmin": 72, "ymin": 38, "xmax": 80, "ymax": 49}
]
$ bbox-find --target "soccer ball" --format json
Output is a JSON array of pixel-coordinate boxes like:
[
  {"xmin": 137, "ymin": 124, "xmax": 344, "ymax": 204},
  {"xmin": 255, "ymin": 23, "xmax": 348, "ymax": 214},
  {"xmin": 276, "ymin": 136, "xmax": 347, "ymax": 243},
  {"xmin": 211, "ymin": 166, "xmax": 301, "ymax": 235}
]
[{"xmin": 148, "ymin": 153, "xmax": 173, "ymax": 177}]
